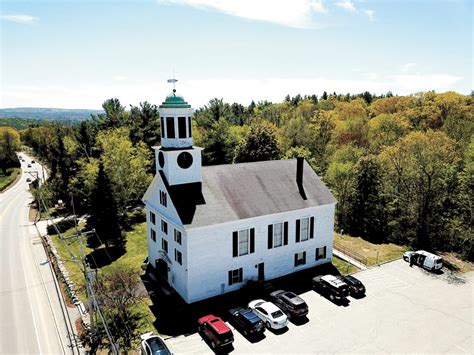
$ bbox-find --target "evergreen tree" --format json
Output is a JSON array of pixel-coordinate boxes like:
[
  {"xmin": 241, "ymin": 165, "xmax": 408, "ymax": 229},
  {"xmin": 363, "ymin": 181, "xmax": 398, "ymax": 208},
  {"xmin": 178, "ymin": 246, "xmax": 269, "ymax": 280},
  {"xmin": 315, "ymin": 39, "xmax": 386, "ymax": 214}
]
[
  {"xmin": 348, "ymin": 156, "xmax": 386, "ymax": 242},
  {"xmin": 87, "ymin": 161, "xmax": 123, "ymax": 249}
]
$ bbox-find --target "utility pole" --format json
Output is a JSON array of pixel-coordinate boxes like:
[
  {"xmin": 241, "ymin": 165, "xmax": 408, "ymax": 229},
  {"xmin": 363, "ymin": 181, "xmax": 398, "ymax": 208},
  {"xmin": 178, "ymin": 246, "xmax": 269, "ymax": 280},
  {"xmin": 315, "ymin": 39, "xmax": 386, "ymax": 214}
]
[{"xmin": 70, "ymin": 195, "xmax": 119, "ymax": 355}]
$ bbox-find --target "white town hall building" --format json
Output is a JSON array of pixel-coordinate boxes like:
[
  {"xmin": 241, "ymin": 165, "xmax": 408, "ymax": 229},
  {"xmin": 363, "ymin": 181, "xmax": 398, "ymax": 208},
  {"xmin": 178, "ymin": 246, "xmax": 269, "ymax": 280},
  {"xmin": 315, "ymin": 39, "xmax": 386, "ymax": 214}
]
[{"xmin": 143, "ymin": 87, "xmax": 337, "ymax": 304}]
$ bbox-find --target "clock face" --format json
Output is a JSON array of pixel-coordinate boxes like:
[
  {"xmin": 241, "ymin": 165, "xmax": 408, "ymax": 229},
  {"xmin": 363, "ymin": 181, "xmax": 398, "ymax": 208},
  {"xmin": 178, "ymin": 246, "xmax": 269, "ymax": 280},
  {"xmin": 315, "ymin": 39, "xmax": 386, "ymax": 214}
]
[
  {"xmin": 177, "ymin": 152, "xmax": 193, "ymax": 169},
  {"xmin": 158, "ymin": 151, "xmax": 165, "ymax": 168}
]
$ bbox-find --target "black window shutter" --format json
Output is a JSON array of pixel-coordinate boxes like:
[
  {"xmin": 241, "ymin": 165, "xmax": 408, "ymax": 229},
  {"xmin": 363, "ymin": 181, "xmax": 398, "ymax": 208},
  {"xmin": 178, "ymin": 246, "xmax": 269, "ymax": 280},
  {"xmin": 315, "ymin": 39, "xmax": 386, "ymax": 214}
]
[
  {"xmin": 232, "ymin": 231, "xmax": 238, "ymax": 257},
  {"xmin": 323, "ymin": 246, "xmax": 327, "ymax": 259},
  {"xmin": 250, "ymin": 228, "xmax": 255, "ymax": 253},
  {"xmin": 303, "ymin": 251, "xmax": 306, "ymax": 263},
  {"xmin": 294, "ymin": 253, "xmax": 298, "ymax": 267},
  {"xmin": 295, "ymin": 219, "xmax": 300, "ymax": 243},
  {"xmin": 228, "ymin": 270, "xmax": 233, "ymax": 285},
  {"xmin": 310, "ymin": 217, "xmax": 314, "ymax": 239},
  {"xmin": 239, "ymin": 268, "xmax": 243, "ymax": 282},
  {"xmin": 268, "ymin": 225, "xmax": 273, "ymax": 249},
  {"xmin": 284, "ymin": 222, "xmax": 288, "ymax": 245}
]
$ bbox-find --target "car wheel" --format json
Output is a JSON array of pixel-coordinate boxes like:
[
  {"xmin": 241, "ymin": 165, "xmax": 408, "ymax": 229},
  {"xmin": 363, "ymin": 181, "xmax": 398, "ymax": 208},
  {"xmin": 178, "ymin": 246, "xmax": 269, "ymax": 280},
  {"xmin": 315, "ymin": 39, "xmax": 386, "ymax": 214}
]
[
  {"xmin": 211, "ymin": 341, "xmax": 216, "ymax": 349},
  {"xmin": 243, "ymin": 329, "xmax": 248, "ymax": 337},
  {"xmin": 266, "ymin": 321, "xmax": 271, "ymax": 329},
  {"xmin": 330, "ymin": 294, "xmax": 335, "ymax": 301}
]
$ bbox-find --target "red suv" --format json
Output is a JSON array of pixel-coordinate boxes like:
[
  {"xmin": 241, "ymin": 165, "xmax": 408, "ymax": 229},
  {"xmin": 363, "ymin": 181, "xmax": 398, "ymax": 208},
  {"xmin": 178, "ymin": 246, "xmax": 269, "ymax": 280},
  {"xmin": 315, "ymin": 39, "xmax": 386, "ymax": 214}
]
[{"xmin": 197, "ymin": 315, "xmax": 234, "ymax": 350}]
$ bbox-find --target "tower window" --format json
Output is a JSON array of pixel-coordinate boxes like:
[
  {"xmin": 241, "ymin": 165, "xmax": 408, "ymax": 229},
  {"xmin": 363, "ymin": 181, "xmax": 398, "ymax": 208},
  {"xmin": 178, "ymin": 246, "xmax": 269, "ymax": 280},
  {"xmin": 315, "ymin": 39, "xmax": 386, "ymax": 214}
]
[
  {"xmin": 160, "ymin": 117, "xmax": 165, "ymax": 138},
  {"xmin": 187, "ymin": 117, "xmax": 192, "ymax": 137},
  {"xmin": 178, "ymin": 117, "xmax": 187, "ymax": 138},
  {"xmin": 166, "ymin": 117, "xmax": 175, "ymax": 138}
]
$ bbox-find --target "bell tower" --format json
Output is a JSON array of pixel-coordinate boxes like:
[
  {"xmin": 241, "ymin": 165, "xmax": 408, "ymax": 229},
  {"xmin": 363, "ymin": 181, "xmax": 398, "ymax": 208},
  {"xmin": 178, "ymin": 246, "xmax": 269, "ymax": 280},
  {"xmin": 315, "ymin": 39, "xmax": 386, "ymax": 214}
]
[{"xmin": 155, "ymin": 78, "xmax": 202, "ymax": 186}]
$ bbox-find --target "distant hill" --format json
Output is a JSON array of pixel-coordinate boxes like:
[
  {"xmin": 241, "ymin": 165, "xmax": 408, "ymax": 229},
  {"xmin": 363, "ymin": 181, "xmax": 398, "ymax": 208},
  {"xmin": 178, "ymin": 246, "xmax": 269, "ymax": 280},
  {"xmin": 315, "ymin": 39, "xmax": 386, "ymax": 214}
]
[{"xmin": 0, "ymin": 107, "xmax": 104, "ymax": 124}]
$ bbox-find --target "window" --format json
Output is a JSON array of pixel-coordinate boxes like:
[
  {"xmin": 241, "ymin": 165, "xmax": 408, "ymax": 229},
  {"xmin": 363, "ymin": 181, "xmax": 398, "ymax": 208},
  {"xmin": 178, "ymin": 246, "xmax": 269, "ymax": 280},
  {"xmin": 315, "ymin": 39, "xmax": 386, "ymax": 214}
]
[
  {"xmin": 232, "ymin": 228, "xmax": 255, "ymax": 257},
  {"xmin": 316, "ymin": 246, "xmax": 327, "ymax": 261},
  {"xmin": 187, "ymin": 117, "xmax": 192, "ymax": 137},
  {"xmin": 166, "ymin": 117, "xmax": 175, "ymax": 138},
  {"xmin": 300, "ymin": 218, "xmax": 309, "ymax": 241},
  {"xmin": 268, "ymin": 222, "xmax": 288, "ymax": 249},
  {"xmin": 273, "ymin": 223, "xmax": 283, "ymax": 247},
  {"xmin": 150, "ymin": 228, "xmax": 156, "ymax": 242},
  {"xmin": 149, "ymin": 211, "xmax": 156, "ymax": 225},
  {"xmin": 159, "ymin": 191, "xmax": 167, "ymax": 207},
  {"xmin": 294, "ymin": 251, "xmax": 306, "ymax": 266},
  {"xmin": 238, "ymin": 229, "xmax": 249, "ymax": 256},
  {"xmin": 178, "ymin": 117, "xmax": 187, "ymax": 138},
  {"xmin": 174, "ymin": 249, "xmax": 182, "ymax": 265},
  {"xmin": 296, "ymin": 217, "xmax": 314, "ymax": 242},
  {"xmin": 228, "ymin": 268, "xmax": 243, "ymax": 286},
  {"xmin": 160, "ymin": 117, "xmax": 165, "ymax": 138},
  {"xmin": 161, "ymin": 220, "xmax": 168, "ymax": 234},
  {"xmin": 162, "ymin": 239, "xmax": 168, "ymax": 253},
  {"xmin": 174, "ymin": 229, "xmax": 182, "ymax": 245}
]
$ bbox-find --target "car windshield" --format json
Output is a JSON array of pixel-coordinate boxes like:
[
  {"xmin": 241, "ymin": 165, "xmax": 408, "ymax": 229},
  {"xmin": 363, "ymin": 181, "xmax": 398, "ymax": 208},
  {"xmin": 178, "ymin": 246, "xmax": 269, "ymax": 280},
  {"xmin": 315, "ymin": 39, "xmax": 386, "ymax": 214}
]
[
  {"xmin": 293, "ymin": 302, "xmax": 307, "ymax": 310},
  {"xmin": 271, "ymin": 310, "xmax": 284, "ymax": 318},
  {"xmin": 217, "ymin": 331, "xmax": 233, "ymax": 343},
  {"xmin": 147, "ymin": 338, "xmax": 168, "ymax": 355},
  {"xmin": 435, "ymin": 259, "xmax": 443, "ymax": 264}
]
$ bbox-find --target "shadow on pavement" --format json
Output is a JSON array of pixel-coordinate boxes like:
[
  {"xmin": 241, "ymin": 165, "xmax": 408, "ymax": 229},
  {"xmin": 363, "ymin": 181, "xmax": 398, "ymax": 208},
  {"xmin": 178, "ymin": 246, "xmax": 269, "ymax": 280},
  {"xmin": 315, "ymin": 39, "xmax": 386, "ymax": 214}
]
[{"xmin": 141, "ymin": 262, "xmax": 341, "ymax": 337}]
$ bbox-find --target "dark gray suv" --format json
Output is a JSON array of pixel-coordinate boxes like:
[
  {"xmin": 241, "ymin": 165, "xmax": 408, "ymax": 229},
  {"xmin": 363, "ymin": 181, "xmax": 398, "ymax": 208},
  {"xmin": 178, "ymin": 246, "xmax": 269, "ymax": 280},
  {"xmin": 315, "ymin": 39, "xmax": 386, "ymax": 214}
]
[{"xmin": 269, "ymin": 290, "xmax": 309, "ymax": 318}]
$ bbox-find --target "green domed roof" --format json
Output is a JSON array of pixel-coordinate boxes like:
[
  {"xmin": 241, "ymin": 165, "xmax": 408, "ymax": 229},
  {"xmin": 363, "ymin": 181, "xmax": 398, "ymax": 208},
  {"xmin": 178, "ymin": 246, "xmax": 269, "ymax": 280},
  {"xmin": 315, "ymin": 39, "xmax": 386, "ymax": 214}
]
[{"xmin": 159, "ymin": 90, "xmax": 191, "ymax": 108}]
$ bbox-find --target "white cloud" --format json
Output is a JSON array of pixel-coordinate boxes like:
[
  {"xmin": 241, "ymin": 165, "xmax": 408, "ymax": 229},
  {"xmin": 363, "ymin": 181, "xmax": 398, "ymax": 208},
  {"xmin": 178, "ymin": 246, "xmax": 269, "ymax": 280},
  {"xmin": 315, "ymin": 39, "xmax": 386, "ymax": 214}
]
[
  {"xmin": 157, "ymin": 0, "xmax": 327, "ymax": 28},
  {"xmin": 363, "ymin": 9, "xmax": 375, "ymax": 21},
  {"xmin": 401, "ymin": 62, "xmax": 417, "ymax": 72},
  {"xmin": 1, "ymin": 14, "xmax": 38, "ymax": 24},
  {"xmin": 391, "ymin": 74, "xmax": 462, "ymax": 93},
  {"xmin": 2, "ymin": 74, "xmax": 464, "ymax": 109},
  {"xmin": 335, "ymin": 0, "xmax": 356, "ymax": 12}
]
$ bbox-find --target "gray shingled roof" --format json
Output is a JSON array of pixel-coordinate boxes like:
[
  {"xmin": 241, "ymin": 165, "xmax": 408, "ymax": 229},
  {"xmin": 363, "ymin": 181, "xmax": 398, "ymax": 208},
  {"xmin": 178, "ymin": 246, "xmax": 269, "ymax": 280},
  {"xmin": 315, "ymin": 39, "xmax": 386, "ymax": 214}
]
[{"xmin": 170, "ymin": 159, "xmax": 336, "ymax": 229}]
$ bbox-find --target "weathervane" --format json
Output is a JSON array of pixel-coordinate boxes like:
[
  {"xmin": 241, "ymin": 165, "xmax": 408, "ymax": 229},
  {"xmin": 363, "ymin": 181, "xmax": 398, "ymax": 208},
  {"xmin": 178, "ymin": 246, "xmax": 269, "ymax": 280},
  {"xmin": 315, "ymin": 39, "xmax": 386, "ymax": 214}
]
[{"xmin": 167, "ymin": 71, "xmax": 178, "ymax": 93}]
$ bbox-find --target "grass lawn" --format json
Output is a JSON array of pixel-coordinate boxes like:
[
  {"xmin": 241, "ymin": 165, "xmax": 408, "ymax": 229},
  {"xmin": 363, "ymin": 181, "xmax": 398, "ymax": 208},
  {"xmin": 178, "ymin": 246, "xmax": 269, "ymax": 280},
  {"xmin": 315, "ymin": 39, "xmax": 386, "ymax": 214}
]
[
  {"xmin": 50, "ymin": 219, "xmax": 156, "ymax": 338},
  {"xmin": 332, "ymin": 256, "xmax": 359, "ymax": 275},
  {"xmin": 334, "ymin": 233, "xmax": 408, "ymax": 266},
  {"xmin": 0, "ymin": 168, "xmax": 20, "ymax": 191}
]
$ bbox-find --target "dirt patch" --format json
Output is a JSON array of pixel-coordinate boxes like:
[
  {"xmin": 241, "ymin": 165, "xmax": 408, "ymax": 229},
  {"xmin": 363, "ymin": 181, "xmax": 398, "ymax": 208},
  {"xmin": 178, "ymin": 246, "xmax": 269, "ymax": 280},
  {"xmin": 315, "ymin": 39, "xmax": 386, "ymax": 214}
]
[{"xmin": 439, "ymin": 252, "xmax": 474, "ymax": 273}]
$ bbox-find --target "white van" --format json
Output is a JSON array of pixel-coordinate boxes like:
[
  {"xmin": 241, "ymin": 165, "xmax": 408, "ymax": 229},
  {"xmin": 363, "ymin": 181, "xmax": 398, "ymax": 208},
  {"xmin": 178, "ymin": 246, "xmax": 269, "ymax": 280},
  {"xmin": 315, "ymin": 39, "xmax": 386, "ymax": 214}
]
[{"xmin": 403, "ymin": 250, "xmax": 443, "ymax": 271}]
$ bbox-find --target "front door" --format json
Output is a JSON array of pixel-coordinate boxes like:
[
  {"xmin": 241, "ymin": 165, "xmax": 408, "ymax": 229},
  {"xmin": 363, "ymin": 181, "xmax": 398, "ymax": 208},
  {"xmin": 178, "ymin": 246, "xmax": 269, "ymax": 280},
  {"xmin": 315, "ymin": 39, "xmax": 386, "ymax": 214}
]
[
  {"xmin": 258, "ymin": 263, "xmax": 265, "ymax": 281},
  {"xmin": 156, "ymin": 259, "xmax": 168, "ymax": 282}
]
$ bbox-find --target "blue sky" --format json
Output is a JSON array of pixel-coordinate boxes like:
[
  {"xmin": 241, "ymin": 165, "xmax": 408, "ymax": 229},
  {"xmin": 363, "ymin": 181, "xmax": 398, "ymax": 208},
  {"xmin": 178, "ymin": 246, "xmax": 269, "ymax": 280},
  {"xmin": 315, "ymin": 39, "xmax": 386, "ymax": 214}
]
[{"xmin": 1, "ymin": 0, "xmax": 472, "ymax": 109}]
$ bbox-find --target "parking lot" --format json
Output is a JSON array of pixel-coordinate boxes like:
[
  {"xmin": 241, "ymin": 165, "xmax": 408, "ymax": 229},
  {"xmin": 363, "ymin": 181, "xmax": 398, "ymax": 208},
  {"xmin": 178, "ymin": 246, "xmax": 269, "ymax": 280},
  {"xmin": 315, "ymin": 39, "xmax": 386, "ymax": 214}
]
[{"xmin": 165, "ymin": 259, "xmax": 473, "ymax": 354}]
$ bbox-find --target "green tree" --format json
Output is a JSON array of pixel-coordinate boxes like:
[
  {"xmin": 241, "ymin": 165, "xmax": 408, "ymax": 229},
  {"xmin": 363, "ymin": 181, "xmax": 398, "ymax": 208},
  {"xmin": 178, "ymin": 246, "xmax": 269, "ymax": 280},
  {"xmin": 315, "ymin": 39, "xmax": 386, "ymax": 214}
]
[
  {"xmin": 234, "ymin": 121, "xmax": 281, "ymax": 163},
  {"xmin": 325, "ymin": 145, "xmax": 363, "ymax": 231},
  {"xmin": 87, "ymin": 160, "xmax": 123, "ymax": 248},
  {"xmin": 0, "ymin": 127, "xmax": 21, "ymax": 173},
  {"xmin": 202, "ymin": 118, "xmax": 239, "ymax": 165},
  {"xmin": 348, "ymin": 156, "xmax": 386, "ymax": 242},
  {"xmin": 96, "ymin": 128, "xmax": 152, "ymax": 215},
  {"xmin": 379, "ymin": 131, "xmax": 460, "ymax": 249}
]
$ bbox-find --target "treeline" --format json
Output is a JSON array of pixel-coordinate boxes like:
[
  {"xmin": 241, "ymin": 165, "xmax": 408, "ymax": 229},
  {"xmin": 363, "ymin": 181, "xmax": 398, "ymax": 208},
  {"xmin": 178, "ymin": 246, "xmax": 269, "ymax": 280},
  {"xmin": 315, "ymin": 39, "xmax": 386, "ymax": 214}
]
[
  {"xmin": 0, "ymin": 127, "xmax": 21, "ymax": 174},
  {"xmin": 21, "ymin": 91, "xmax": 473, "ymax": 259},
  {"xmin": 21, "ymin": 99, "xmax": 158, "ymax": 249}
]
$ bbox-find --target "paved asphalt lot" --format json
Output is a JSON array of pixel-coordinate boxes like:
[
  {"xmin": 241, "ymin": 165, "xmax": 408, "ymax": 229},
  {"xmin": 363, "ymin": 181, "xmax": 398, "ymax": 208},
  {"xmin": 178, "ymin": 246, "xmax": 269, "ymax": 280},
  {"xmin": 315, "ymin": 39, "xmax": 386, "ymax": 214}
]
[{"xmin": 165, "ymin": 259, "xmax": 473, "ymax": 354}]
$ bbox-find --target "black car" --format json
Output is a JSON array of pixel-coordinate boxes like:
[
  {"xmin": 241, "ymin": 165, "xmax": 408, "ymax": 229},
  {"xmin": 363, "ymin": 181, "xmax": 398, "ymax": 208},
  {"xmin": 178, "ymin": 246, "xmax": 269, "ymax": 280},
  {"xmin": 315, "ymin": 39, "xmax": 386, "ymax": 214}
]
[
  {"xmin": 269, "ymin": 290, "xmax": 309, "ymax": 318},
  {"xmin": 337, "ymin": 275, "xmax": 365, "ymax": 297},
  {"xmin": 312, "ymin": 275, "xmax": 349, "ymax": 301},
  {"xmin": 228, "ymin": 307, "xmax": 265, "ymax": 337}
]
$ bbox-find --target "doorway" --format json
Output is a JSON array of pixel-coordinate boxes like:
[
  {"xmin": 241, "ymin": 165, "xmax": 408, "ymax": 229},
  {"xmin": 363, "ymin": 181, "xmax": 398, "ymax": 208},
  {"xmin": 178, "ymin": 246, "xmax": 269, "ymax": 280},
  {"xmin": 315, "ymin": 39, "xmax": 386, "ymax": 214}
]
[
  {"xmin": 257, "ymin": 262, "xmax": 265, "ymax": 281},
  {"xmin": 156, "ymin": 259, "xmax": 168, "ymax": 282}
]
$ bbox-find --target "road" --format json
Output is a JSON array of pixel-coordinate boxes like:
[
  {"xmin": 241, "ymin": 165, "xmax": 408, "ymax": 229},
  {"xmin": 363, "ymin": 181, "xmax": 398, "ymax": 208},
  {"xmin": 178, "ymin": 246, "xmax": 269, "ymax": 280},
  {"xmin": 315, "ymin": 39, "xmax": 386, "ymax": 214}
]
[{"xmin": 0, "ymin": 153, "xmax": 77, "ymax": 354}]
